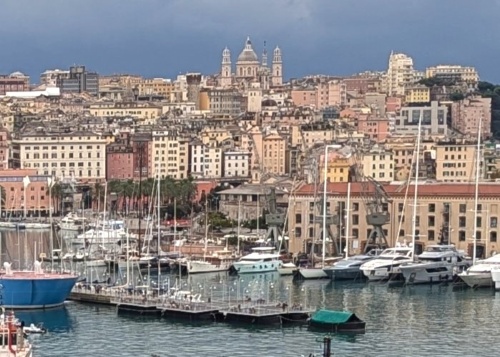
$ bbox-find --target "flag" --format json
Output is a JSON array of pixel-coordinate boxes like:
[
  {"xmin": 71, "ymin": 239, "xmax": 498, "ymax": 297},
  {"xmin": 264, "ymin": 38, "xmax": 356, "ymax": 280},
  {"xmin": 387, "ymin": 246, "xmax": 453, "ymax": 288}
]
[{"xmin": 23, "ymin": 176, "xmax": 30, "ymax": 188}]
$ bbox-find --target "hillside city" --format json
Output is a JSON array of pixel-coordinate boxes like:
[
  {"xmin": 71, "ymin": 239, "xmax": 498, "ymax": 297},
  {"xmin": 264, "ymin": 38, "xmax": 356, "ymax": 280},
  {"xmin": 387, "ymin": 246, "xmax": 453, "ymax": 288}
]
[{"xmin": 0, "ymin": 37, "xmax": 499, "ymax": 259}]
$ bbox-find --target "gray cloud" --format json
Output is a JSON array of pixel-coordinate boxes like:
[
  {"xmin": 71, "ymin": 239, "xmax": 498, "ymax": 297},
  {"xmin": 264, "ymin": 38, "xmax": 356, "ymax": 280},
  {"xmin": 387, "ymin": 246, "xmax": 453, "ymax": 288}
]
[{"xmin": 1, "ymin": 0, "xmax": 499, "ymax": 82}]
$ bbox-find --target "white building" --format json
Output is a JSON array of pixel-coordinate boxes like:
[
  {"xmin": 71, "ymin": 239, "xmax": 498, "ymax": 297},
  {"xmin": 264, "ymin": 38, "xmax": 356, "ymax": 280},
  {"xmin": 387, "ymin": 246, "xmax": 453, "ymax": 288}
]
[
  {"xmin": 362, "ymin": 147, "xmax": 394, "ymax": 182},
  {"xmin": 189, "ymin": 141, "xmax": 222, "ymax": 179},
  {"xmin": 151, "ymin": 130, "xmax": 189, "ymax": 179},
  {"xmin": 385, "ymin": 52, "xmax": 418, "ymax": 96},
  {"xmin": 223, "ymin": 150, "xmax": 251, "ymax": 178},
  {"xmin": 13, "ymin": 130, "xmax": 107, "ymax": 182}
]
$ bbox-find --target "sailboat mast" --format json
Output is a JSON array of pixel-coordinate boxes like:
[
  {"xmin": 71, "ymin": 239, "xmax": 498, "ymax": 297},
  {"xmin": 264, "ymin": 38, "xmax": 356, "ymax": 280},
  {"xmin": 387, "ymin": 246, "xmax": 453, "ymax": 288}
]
[
  {"xmin": 411, "ymin": 114, "xmax": 423, "ymax": 262},
  {"xmin": 322, "ymin": 146, "xmax": 328, "ymax": 267},
  {"xmin": 157, "ymin": 172, "xmax": 161, "ymax": 291},
  {"xmin": 204, "ymin": 195, "xmax": 209, "ymax": 261},
  {"xmin": 236, "ymin": 197, "xmax": 241, "ymax": 254},
  {"xmin": 48, "ymin": 178, "xmax": 54, "ymax": 272},
  {"xmin": 345, "ymin": 182, "xmax": 351, "ymax": 259},
  {"xmin": 472, "ymin": 117, "xmax": 483, "ymax": 265}
]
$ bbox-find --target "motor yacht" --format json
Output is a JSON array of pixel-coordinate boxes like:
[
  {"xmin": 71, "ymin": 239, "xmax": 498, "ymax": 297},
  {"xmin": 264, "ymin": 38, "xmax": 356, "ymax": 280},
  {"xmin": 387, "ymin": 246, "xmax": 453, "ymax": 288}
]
[
  {"xmin": 360, "ymin": 246, "xmax": 413, "ymax": 281},
  {"xmin": 230, "ymin": 247, "xmax": 283, "ymax": 274},
  {"xmin": 399, "ymin": 245, "xmax": 471, "ymax": 284},
  {"xmin": 324, "ymin": 249, "xmax": 383, "ymax": 281},
  {"xmin": 187, "ymin": 250, "xmax": 238, "ymax": 274},
  {"xmin": 458, "ymin": 253, "xmax": 500, "ymax": 288}
]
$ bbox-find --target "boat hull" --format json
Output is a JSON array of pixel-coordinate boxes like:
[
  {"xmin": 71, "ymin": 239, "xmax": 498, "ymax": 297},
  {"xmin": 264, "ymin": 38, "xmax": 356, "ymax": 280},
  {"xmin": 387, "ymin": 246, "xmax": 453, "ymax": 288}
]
[
  {"xmin": 324, "ymin": 267, "xmax": 364, "ymax": 281},
  {"xmin": 491, "ymin": 269, "xmax": 500, "ymax": 290},
  {"xmin": 187, "ymin": 261, "xmax": 231, "ymax": 274},
  {"xmin": 231, "ymin": 261, "xmax": 282, "ymax": 274},
  {"xmin": 294, "ymin": 268, "xmax": 328, "ymax": 280},
  {"xmin": 0, "ymin": 272, "xmax": 78, "ymax": 309},
  {"xmin": 400, "ymin": 264, "xmax": 466, "ymax": 284},
  {"xmin": 458, "ymin": 272, "xmax": 493, "ymax": 288}
]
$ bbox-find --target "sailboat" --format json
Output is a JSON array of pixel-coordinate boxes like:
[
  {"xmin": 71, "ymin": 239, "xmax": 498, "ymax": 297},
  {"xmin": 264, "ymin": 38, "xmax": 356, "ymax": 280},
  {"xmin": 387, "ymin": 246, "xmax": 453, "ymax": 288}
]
[
  {"xmin": 187, "ymin": 197, "xmax": 237, "ymax": 274},
  {"xmin": 458, "ymin": 117, "xmax": 496, "ymax": 288},
  {"xmin": 0, "ymin": 177, "xmax": 78, "ymax": 308}
]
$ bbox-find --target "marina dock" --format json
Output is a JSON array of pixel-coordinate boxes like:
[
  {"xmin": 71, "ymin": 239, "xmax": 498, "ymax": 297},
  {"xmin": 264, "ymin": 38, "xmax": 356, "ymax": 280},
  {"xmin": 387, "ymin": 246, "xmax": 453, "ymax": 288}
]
[{"xmin": 68, "ymin": 286, "xmax": 313, "ymax": 325}]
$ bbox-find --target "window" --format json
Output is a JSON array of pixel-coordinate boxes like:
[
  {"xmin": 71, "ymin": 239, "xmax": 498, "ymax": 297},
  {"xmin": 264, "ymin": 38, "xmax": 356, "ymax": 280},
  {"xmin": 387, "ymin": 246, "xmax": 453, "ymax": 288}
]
[
  {"xmin": 415, "ymin": 229, "xmax": 420, "ymax": 240},
  {"xmin": 295, "ymin": 214, "xmax": 302, "ymax": 224},
  {"xmin": 491, "ymin": 232, "xmax": 497, "ymax": 243},
  {"xmin": 428, "ymin": 204, "xmax": 435, "ymax": 213},
  {"xmin": 428, "ymin": 216, "xmax": 435, "ymax": 227},
  {"xmin": 352, "ymin": 228, "xmax": 358, "ymax": 238},
  {"xmin": 428, "ymin": 230, "xmax": 435, "ymax": 241},
  {"xmin": 399, "ymin": 229, "xmax": 405, "ymax": 237},
  {"xmin": 475, "ymin": 231, "xmax": 481, "ymax": 241},
  {"xmin": 415, "ymin": 216, "xmax": 420, "ymax": 226},
  {"xmin": 295, "ymin": 227, "xmax": 302, "ymax": 238},
  {"xmin": 459, "ymin": 231, "xmax": 466, "ymax": 241},
  {"xmin": 398, "ymin": 203, "xmax": 404, "ymax": 213},
  {"xmin": 309, "ymin": 228, "xmax": 314, "ymax": 238},
  {"xmin": 491, "ymin": 217, "xmax": 498, "ymax": 228},
  {"xmin": 477, "ymin": 204, "xmax": 482, "ymax": 212},
  {"xmin": 459, "ymin": 204, "xmax": 466, "ymax": 213},
  {"xmin": 459, "ymin": 217, "xmax": 466, "ymax": 228},
  {"xmin": 352, "ymin": 215, "xmax": 359, "ymax": 225},
  {"xmin": 309, "ymin": 214, "xmax": 314, "ymax": 224},
  {"xmin": 353, "ymin": 203, "xmax": 359, "ymax": 211},
  {"xmin": 477, "ymin": 217, "xmax": 482, "ymax": 228}
]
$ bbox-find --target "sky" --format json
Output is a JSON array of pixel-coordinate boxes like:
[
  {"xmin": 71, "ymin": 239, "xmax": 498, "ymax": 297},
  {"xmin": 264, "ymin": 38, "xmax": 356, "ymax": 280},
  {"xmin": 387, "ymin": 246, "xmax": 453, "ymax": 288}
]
[{"xmin": 1, "ymin": 0, "xmax": 499, "ymax": 83}]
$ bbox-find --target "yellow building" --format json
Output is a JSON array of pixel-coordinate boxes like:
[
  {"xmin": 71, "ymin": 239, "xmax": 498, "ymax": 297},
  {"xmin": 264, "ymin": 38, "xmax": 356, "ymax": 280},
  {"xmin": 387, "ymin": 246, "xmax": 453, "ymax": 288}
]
[
  {"xmin": 435, "ymin": 141, "xmax": 478, "ymax": 182},
  {"xmin": 262, "ymin": 132, "xmax": 286, "ymax": 175},
  {"xmin": 150, "ymin": 130, "xmax": 189, "ymax": 180},
  {"xmin": 320, "ymin": 151, "xmax": 351, "ymax": 183},
  {"xmin": 137, "ymin": 78, "xmax": 174, "ymax": 99},
  {"xmin": 405, "ymin": 85, "xmax": 430, "ymax": 103}
]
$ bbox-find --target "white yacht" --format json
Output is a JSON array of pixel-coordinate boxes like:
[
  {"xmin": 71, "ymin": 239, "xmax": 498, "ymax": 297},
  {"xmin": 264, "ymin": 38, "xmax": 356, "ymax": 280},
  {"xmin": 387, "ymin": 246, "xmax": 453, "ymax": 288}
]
[
  {"xmin": 399, "ymin": 245, "xmax": 471, "ymax": 284},
  {"xmin": 187, "ymin": 250, "xmax": 238, "ymax": 274},
  {"xmin": 490, "ymin": 266, "xmax": 500, "ymax": 290},
  {"xmin": 231, "ymin": 247, "xmax": 283, "ymax": 274},
  {"xmin": 360, "ymin": 246, "xmax": 413, "ymax": 281},
  {"xmin": 75, "ymin": 220, "xmax": 134, "ymax": 244},
  {"xmin": 59, "ymin": 213, "xmax": 87, "ymax": 231},
  {"xmin": 458, "ymin": 253, "xmax": 500, "ymax": 288}
]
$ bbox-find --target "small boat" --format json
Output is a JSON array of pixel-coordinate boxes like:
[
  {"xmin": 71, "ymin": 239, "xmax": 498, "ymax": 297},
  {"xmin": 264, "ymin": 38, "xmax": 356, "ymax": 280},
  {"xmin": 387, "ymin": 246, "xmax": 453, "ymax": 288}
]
[
  {"xmin": 277, "ymin": 262, "xmax": 296, "ymax": 276},
  {"xmin": 309, "ymin": 309, "xmax": 366, "ymax": 333},
  {"xmin": 22, "ymin": 323, "xmax": 47, "ymax": 334},
  {"xmin": 458, "ymin": 253, "xmax": 500, "ymax": 288}
]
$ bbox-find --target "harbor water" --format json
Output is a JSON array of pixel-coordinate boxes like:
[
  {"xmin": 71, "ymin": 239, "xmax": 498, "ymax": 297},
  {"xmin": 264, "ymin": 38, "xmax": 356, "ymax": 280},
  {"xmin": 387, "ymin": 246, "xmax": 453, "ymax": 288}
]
[{"xmin": 2, "ymin": 230, "xmax": 500, "ymax": 356}]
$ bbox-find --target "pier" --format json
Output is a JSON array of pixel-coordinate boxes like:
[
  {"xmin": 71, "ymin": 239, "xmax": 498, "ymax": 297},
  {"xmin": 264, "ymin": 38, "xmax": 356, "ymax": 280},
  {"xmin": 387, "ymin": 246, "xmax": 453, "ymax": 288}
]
[{"xmin": 67, "ymin": 285, "xmax": 313, "ymax": 325}]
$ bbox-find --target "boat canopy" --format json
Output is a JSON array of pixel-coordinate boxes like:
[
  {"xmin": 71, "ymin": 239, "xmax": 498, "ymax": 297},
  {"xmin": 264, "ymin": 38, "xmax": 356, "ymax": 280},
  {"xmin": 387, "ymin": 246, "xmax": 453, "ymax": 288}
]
[{"xmin": 310, "ymin": 309, "xmax": 362, "ymax": 324}]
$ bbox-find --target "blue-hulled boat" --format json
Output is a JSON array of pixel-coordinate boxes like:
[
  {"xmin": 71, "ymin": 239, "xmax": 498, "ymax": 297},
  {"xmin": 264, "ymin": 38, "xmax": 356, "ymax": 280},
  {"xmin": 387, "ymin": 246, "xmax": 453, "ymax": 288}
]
[{"xmin": 0, "ymin": 262, "xmax": 78, "ymax": 309}]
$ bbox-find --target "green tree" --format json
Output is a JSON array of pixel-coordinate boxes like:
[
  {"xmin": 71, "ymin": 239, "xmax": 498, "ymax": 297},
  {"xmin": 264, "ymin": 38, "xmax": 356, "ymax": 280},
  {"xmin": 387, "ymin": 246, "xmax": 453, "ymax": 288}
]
[
  {"xmin": 92, "ymin": 182, "xmax": 106, "ymax": 211},
  {"xmin": 50, "ymin": 182, "xmax": 63, "ymax": 215}
]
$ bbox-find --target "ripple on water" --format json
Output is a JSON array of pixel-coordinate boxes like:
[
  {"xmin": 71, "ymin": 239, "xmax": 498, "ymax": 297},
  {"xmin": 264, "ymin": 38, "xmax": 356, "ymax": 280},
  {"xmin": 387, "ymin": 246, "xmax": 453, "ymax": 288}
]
[{"xmin": 17, "ymin": 278, "xmax": 500, "ymax": 357}]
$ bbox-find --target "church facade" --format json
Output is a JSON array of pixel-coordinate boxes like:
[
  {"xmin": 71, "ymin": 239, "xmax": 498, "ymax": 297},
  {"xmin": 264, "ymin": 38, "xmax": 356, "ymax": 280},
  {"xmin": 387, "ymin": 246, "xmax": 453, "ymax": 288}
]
[{"xmin": 219, "ymin": 37, "xmax": 283, "ymax": 89}]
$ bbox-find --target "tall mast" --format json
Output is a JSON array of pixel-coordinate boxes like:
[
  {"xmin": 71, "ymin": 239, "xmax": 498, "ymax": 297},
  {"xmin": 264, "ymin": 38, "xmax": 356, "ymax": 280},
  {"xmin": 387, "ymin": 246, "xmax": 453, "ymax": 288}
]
[
  {"xmin": 322, "ymin": 146, "xmax": 328, "ymax": 267},
  {"xmin": 236, "ymin": 197, "xmax": 241, "ymax": 254},
  {"xmin": 472, "ymin": 117, "xmax": 483, "ymax": 265},
  {"xmin": 345, "ymin": 182, "xmax": 351, "ymax": 259},
  {"xmin": 204, "ymin": 195, "xmax": 209, "ymax": 261},
  {"xmin": 157, "ymin": 170, "xmax": 161, "ymax": 291},
  {"xmin": 411, "ymin": 114, "xmax": 423, "ymax": 262}
]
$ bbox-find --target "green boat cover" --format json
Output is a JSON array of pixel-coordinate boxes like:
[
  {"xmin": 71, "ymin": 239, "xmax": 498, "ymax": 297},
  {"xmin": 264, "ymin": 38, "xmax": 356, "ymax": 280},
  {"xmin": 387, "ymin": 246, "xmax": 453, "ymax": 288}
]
[{"xmin": 310, "ymin": 309, "xmax": 356, "ymax": 324}]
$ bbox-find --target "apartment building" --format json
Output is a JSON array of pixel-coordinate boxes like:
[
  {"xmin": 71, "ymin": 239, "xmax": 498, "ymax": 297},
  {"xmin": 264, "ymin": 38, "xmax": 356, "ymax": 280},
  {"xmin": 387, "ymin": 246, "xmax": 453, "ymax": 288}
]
[
  {"xmin": 290, "ymin": 88, "xmax": 317, "ymax": 108},
  {"xmin": 451, "ymin": 96, "xmax": 491, "ymax": 139},
  {"xmin": 425, "ymin": 65, "xmax": 479, "ymax": 86},
  {"xmin": 89, "ymin": 102, "xmax": 162, "ymax": 123},
  {"xmin": 137, "ymin": 78, "xmax": 174, "ymax": 99},
  {"xmin": 316, "ymin": 79, "xmax": 347, "ymax": 109},
  {"xmin": 319, "ymin": 150, "xmax": 350, "ymax": 183},
  {"xmin": 288, "ymin": 182, "xmax": 500, "ymax": 258},
  {"xmin": 362, "ymin": 148, "xmax": 394, "ymax": 181},
  {"xmin": 13, "ymin": 130, "xmax": 107, "ymax": 182},
  {"xmin": 223, "ymin": 150, "xmax": 251, "ymax": 178},
  {"xmin": 207, "ymin": 88, "xmax": 243, "ymax": 116},
  {"xmin": 150, "ymin": 130, "xmax": 189, "ymax": 180},
  {"xmin": 405, "ymin": 85, "xmax": 430, "ymax": 104},
  {"xmin": 189, "ymin": 140, "xmax": 222, "ymax": 179},
  {"xmin": 435, "ymin": 141, "xmax": 479, "ymax": 182},
  {"xmin": 106, "ymin": 143, "xmax": 134, "ymax": 180},
  {"xmin": 385, "ymin": 52, "xmax": 417, "ymax": 96},
  {"xmin": 262, "ymin": 132, "xmax": 286, "ymax": 175}
]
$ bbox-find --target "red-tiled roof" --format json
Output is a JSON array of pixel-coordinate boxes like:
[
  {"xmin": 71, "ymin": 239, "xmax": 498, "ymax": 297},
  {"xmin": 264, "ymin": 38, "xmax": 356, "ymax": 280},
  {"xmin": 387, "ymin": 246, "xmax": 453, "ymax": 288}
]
[{"xmin": 294, "ymin": 182, "xmax": 500, "ymax": 198}]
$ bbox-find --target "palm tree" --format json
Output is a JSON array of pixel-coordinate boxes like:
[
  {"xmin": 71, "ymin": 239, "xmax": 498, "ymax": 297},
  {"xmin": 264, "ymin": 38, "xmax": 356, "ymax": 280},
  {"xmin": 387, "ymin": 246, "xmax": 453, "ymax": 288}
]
[
  {"xmin": 108, "ymin": 180, "xmax": 123, "ymax": 216},
  {"xmin": 0, "ymin": 185, "xmax": 5, "ymax": 219},
  {"xmin": 92, "ymin": 182, "xmax": 105, "ymax": 211},
  {"xmin": 50, "ymin": 182, "xmax": 63, "ymax": 215}
]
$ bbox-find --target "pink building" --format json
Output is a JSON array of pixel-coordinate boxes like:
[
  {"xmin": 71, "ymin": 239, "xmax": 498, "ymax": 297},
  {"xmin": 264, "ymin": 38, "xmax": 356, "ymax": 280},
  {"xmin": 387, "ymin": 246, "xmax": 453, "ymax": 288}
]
[
  {"xmin": 290, "ymin": 89, "xmax": 317, "ymax": 107},
  {"xmin": 106, "ymin": 143, "xmax": 134, "ymax": 180},
  {"xmin": 357, "ymin": 115, "xmax": 390, "ymax": 142},
  {"xmin": 0, "ymin": 169, "xmax": 50, "ymax": 216},
  {"xmin": 451, "ymin": 96, "xmax": 492, "ymax": 139},
  {"xmin": 386, "ymin": 96, "xmax": 402, "ymax": 113}
]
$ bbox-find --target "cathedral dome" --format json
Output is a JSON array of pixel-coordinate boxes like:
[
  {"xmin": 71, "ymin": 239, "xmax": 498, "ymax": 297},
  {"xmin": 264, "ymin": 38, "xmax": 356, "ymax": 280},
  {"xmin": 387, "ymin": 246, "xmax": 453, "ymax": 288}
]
[{"xmin": 237, "ymin": 37, "xmax": 259, "ymax": 63}]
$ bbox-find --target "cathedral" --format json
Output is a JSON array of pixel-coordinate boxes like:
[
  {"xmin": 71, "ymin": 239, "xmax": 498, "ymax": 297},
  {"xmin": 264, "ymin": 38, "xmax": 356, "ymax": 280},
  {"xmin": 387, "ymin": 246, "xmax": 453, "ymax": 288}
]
[{"xmin": 219, "ymin": 37, "xmax": 283, "ymax": 89}]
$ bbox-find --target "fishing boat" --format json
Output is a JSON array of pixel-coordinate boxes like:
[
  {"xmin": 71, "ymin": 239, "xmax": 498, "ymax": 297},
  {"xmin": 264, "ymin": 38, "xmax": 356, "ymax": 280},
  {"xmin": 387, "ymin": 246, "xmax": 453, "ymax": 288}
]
[
  {"xmin": 0, "ymin": 261, "xmax": 77, "ymax": 309},
  {"xmin": 309, "ymin": 309, "xmax": 366, "ymax": 333},
  {"xmin": 230, "ymin": 247, "xmax": 283, "ymax": 274}
]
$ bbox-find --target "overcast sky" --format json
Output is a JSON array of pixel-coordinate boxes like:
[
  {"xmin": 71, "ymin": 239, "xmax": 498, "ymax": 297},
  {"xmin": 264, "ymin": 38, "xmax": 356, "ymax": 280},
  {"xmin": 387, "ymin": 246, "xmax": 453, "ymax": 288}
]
[{"xmin": 1, "ymin": 0, "xmax": 499, "ymax": 83}]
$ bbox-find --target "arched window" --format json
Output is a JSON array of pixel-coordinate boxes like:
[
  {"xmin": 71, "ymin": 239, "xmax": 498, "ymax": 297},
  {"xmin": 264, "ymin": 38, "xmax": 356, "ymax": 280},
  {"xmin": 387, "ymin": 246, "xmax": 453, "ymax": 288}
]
[
  {"xmin": 239, "ymin": 68, "xmax": 243, "ymax": 76},
  {"xmin": 247, "ymin": 67, "xmax": 252, "ymax": 76}
]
